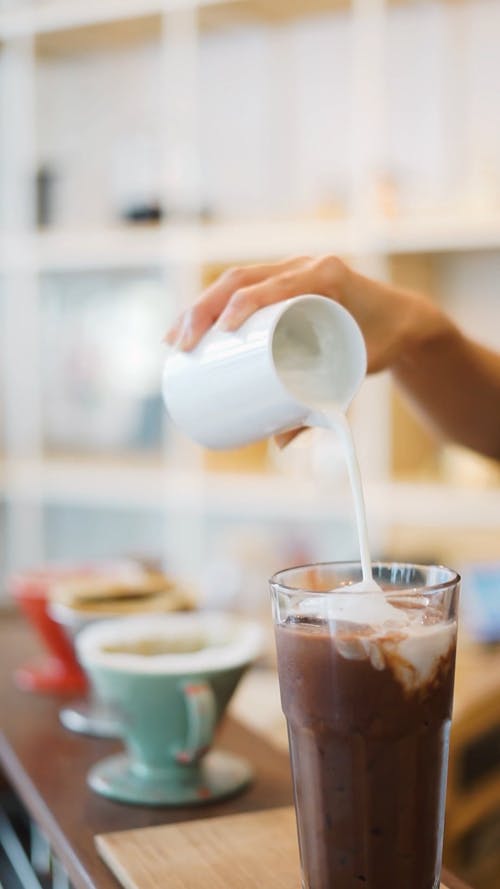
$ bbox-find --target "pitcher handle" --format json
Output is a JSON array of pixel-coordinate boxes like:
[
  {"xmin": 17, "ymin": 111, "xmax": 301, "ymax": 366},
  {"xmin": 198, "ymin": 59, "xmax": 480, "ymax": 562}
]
[{"xmin": 175, "ymin": 680, "xmax": 216, "ymax": 765}]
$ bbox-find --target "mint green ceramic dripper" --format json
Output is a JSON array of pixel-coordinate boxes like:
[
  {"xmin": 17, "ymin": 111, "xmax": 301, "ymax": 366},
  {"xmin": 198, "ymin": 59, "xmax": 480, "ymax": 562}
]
[{"xmin": 77, "ymin": 613, "xmax": 262, "ymax": 806}]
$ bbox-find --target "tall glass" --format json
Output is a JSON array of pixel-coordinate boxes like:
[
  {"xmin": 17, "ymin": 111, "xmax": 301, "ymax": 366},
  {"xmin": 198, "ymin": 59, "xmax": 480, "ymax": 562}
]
[{"xmin": 270, "ymin": 562, "xmax": 460, "ymax": 889}]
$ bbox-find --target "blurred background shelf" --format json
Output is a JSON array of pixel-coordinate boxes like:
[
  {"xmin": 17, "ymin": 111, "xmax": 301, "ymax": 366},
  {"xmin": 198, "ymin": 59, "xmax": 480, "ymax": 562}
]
[
  {"xmin": 0, "ymin": 0, "xmax": 401, "ymax": 44},
  {"xmin": 373, "ymin": 214, "xmax": 500, "ymax": 255},
  {"xmin": 0, "ymin": 457, "xmax": 352, "ymax": 519},
  {"xmin": 1, "ymin": 457, "xmax": 500, "ymax": 531},
  {"xmin": 0, "ymin": 0, "xmax": 353, "ymax": 59},
  {"xmin": 1, "ymin": 0, "xmax": 499, "ymax": 571},
  {"xmin": 0, "ymin": 0, "xmax": 471, "ymax": 40},
  {"xmin": 0, "ymin": 0, "xmax": 239, "ymax": 40},
  {"xmin": 0, "ymin": 220, "xmax": 358, "ymax": 269},
  {"xmin": 2, "ymin": 214, "xmax": 500, "ymax": 273}
]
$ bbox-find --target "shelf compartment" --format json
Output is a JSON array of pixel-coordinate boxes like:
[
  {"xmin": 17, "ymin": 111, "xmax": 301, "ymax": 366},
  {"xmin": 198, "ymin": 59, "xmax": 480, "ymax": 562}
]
[{"xmin": 2, "ymin": 457, "xmax": 500, "ymax": 528}]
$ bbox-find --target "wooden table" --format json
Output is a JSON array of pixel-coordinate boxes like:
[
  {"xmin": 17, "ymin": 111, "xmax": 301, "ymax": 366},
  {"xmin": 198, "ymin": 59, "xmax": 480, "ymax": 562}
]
[{"xmin": 0, "ymin": 614, "xmax": 473, "ymax": 889}]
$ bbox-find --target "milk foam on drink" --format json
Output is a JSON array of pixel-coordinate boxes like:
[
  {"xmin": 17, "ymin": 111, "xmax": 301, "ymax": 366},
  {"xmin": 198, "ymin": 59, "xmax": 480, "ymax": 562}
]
[{"xmin": 296, "ymin": 590, "xmax": 456, "ymax": 692}]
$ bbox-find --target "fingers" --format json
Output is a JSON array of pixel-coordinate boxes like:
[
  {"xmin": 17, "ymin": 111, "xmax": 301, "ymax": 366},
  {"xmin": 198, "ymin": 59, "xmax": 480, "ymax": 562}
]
[
  {"xmin": 274, "ymin": 427, "xmax": 306, "ymax": 449},
  {"xmin": 216, "ymin": 270, "xmax": 304, "ymax": 331},
  {"xmin": 164, "ymin": 256, "xmax": 310, "ymax": 350},
  {"xmin": 163, "ymin": 313, "xmax": 187, "ymax": 346},
  {"xmin": 163, "ymin": 285, "xmax": 227, "ymax": 349},
  {"xmin": 163, "ymin": 293, "xmax": 225, "ymax": 351},
  {"xmin": 217, "ymin": 256, "xmax": 347, "ymax": 332}
]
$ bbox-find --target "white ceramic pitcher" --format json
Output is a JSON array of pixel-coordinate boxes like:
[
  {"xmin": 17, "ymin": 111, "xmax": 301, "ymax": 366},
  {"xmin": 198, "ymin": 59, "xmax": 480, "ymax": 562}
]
[{"xmin": 162, "ymin": 295, "xmax": 366, "ymax": 449}]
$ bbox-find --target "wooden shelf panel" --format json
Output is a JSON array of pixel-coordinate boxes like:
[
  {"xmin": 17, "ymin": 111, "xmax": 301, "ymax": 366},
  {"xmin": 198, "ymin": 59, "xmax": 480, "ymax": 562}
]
[
  {"xmin": 1, "ymin": 0, "xmax": 232, "ymax": 38},
  {"xmin": 35, "ymin": 14, "xmax": 162, "ymax": 56},
  {"xmin": 1, "ymin": 0, "xmax": 450, "ymax": 56},
  {"xmin": 2, "ymin": 0, "xmax": 349, "ymax": 56}
]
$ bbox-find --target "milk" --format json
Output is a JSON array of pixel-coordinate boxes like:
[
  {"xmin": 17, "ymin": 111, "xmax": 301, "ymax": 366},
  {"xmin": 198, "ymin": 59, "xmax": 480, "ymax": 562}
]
[
  {"xmin": 274, "ymin": 328, "xmax": 377, "ymax": 589},
  {"xmin": 321, "ymin": 408, "xmax": 377, "ymax": 589}
]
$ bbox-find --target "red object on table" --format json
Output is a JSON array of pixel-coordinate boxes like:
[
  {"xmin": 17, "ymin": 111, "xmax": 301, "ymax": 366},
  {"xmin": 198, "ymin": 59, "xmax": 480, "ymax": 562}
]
[{"xmin": 9, "ymin": 566, "xmax": 90, "ymax": 695}]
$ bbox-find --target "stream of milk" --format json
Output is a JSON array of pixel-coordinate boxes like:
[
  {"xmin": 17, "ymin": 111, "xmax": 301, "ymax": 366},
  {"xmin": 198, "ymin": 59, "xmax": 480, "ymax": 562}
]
[
  {"xmin": 319, "ymin": 406, "xmax": 380, "ymax": 591},
  {"xmin": 274, "ymin": 322, "xmax": 379, "ymax": 590}
]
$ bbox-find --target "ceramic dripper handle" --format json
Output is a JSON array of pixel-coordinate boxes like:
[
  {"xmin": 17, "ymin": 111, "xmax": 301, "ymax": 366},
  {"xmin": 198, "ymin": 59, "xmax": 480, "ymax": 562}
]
[{"xmin": 175, "ymin": 680, "xmax": 217, "ymax": 765}]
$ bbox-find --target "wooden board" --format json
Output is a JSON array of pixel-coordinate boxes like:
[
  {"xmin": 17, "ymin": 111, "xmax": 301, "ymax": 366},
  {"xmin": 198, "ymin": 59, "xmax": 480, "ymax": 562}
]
[{"xmin": 96, "ymin": 806, "xmax": 449, "ymax": 889}]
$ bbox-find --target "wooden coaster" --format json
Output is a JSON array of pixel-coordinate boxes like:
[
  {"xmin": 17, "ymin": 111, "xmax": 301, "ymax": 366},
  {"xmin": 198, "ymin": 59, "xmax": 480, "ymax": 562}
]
[{"xmin": 96, "ymin": 805, "xmax": 449, "ymax": 889}]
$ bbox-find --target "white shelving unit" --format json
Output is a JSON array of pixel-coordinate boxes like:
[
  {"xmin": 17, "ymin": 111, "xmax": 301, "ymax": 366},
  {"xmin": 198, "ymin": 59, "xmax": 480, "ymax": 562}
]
[
  {"xmin": 3, "ymin": 212, "xmax": 500, "ymax": 272},
  {"xmin": 1, "ymin": 0, "xmax": 500, "ymax": 584},
  {"xmin": 2, "ymin": 456, "xmax": 500, "ymax": 529},
  {"xmin": 0, "ymin": 0, "xmax": 236, "ymax": 36}
]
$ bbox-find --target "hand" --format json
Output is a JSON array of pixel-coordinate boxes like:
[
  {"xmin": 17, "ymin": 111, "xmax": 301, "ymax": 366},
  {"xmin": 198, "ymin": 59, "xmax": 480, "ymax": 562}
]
[
  {"xmin": 165, "ymin": 255, "xmax": 440, "ymax": 375},
  {"xmin": 164, "ymin": 255, "xmax": 446, "ymax": 447}
]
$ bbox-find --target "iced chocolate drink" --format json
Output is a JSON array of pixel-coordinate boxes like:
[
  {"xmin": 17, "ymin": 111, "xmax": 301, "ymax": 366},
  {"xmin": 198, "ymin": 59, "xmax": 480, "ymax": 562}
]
[{"xmin": 271, "ymin": 563, "xmax": 459, "ymax": 889}]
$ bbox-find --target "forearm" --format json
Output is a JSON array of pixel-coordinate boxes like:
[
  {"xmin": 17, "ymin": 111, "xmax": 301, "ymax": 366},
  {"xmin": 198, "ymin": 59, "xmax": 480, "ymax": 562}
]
[{"xmin": 393, "ymin": 313, "xmax": 500, "ymax": 460}]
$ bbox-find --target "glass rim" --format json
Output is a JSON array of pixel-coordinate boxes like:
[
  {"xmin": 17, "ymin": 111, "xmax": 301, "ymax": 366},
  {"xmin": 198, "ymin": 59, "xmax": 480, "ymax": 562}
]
[{"xmin": 269, "ymin": 560, "xmax": 460, "ymax": 597}]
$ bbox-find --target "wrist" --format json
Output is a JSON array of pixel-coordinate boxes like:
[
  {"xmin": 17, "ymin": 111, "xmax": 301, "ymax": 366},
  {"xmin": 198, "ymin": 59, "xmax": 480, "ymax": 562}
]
[{"xmin": 394, "ymin": 292, "xmax": 457, "ymax": 371}]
